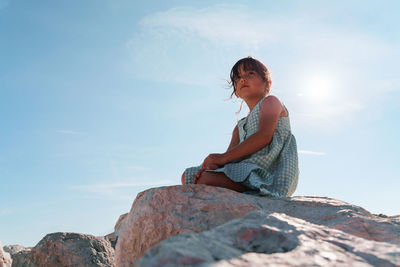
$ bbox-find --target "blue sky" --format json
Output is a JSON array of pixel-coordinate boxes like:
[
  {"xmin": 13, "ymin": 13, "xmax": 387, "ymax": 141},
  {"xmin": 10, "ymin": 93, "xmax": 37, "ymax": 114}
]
[{"xmin": 1, "ymin": 0, "xmax": 399, "ymax": 247}]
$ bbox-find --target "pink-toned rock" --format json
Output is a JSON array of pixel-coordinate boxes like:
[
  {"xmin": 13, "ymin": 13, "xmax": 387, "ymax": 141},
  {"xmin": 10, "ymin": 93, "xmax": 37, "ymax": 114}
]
[
  {"xmin": 29, "ymin": 232, "xmax": 114, "ymax": 267},
  {"xmin": 137, "ymin": 210, "xmax": 400, "ymax": 266},
  {"xmin": 115, "ymin": 185, "xmax": 258, "ymax": 266},
  {"xmin": 0, "ymin": 241, "xmax": 12, "ymax": 267},
  {"xmin": 283, "ymin": 196, "xmax": 400, "ymax": 244},
  {"xmin": 115, "ymin": 185, "xmax": 400, "ymax": 266},
  {"xmin": 114, "ymin": 213, "xmax": 128, "ymax": 234}
]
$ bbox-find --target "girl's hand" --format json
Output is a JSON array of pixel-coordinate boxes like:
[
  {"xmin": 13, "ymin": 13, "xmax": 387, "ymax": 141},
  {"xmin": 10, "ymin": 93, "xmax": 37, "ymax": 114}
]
[
  {"xmin": 194, "ymin": 164, "xmax": 219, "ymax": 184},
  {"xmin": 201, "ymin": 153, "xmax": 227, "ymax": 169}
]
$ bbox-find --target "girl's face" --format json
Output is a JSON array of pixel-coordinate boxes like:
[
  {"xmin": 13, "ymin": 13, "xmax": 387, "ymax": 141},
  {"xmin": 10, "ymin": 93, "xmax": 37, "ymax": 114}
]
[{"xmin": 234, "ymin": 64, "xmax": 268, "ymax": 99}]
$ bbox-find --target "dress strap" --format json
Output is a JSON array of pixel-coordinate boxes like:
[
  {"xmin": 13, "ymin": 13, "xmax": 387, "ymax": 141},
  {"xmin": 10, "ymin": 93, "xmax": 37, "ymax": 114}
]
[{"xmin": 282, "ymin": 103, "xmax": 289, "ymax": 117}]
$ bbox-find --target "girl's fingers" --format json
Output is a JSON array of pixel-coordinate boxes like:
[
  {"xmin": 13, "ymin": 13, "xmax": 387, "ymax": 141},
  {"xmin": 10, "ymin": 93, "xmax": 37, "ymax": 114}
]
[{"xmin": 207, "ymin": 164, "xmax": 216, "ymax": 170}]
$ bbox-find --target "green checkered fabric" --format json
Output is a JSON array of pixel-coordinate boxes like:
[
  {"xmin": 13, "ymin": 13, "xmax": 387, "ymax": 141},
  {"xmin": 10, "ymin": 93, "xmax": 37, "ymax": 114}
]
[{"xmin": 185, "ymin": 97, "xmax": 299, "ymax": 197}]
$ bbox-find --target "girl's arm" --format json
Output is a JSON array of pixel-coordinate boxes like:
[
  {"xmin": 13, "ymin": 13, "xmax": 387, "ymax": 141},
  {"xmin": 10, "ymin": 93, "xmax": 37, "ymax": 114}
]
[
  {"xmin": 222, "ymin": 96, "xmax": 282, "ymax": 164},
  {"xmin": 195, "ymin": 125, "xmax": 240, "ymax": 182},
  {"xmin": 226, "ymin": 125, "xmax": 240, "ymax": 152},
  {"xmin": 200, "ymin": 96, "xmax": 283, "ymax": 168}
]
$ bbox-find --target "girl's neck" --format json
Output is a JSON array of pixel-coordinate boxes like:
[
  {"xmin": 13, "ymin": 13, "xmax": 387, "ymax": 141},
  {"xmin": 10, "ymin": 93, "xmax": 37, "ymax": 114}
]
[{"xmin": 245, "ymin": 95, "xmax": 268, "ymax": 113}]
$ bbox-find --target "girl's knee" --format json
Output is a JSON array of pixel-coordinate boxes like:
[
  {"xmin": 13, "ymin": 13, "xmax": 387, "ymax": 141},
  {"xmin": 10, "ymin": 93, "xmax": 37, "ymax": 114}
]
[
  {"xmin": 181, "ymin": 172, "xmax": 186, "ymax": 185},
  {"xmin": 196, "ymin": 172, "xmax": 212, "ymax": 186}
]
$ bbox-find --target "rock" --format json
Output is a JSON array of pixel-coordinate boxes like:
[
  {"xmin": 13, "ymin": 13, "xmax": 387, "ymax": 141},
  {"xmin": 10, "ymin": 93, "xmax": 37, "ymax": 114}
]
[
  {"xmin": 115, "ymin": 185, "xmax": 258, "ymax": 265},
  {"xmin": 137, "ymin": 210, "xmax": 400, "ymax": 266},
  {"xmin": 104, "ymin": 233, "xmax": 118, "ymax": 250},
  {"xmin": 115, "ymin": 185, "xmax": 400, "ymax": 266},
  {"xmin": 3, "ymin": 245, "xmax": 28, "ymax": 255},
  {"xmin": 4, "ymin": 233, "xmax": 114, "ymax": 267},
  {"xmin": 0, "ymin": 241, "xmax": 12, "ymax": 267},
  {"xmin": 114, "ymin": 213, "xmax": 128, "ymax": 234},
  {"xmin": 10, "ymin": 249, "xmax": 31, "ymax": 267},
  {"xmin": 105, "ymin": 213, "xmax": 128, "ymax": 249},
  {"xmin": 28, "ymin": 232, "xmax": 114, "ymax": 267},
  {"xmin": 3, "ymin": 245, "xmax": 31, "ymax": 267},
  {"xmin": 277, "ymin": 196, "xmax": 400, "ymax": 245}
]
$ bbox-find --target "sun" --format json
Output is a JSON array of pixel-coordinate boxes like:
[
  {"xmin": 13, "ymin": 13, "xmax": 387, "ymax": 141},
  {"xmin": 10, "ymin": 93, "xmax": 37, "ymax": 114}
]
[{"xmin": 305, "ymin": 75, "xmax": 334, "ymax": 102}]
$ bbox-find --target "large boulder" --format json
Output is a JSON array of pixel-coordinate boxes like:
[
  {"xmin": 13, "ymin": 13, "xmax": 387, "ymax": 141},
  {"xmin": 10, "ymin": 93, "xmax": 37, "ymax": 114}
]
[
  {"xmin": 0, "ymin": 241, "xmax": 12, "ymax": 267},
  {"xmin": 115, "ymin": 185, "xmax": 258, "ymax": 265},
  {"xmin": 137, "ymin": 210, "xmax": 400, "ymax": 266},
  {"xmin": 3, "ymin": 245, "xmax": 28, "ymax": 255},
  {"xmin": 115, "ymin": 185, "xmax": 400, "ymax": 266},
  {"xmin": 19, "ymin": 232, "xmax": 114, "ymax": 267}
]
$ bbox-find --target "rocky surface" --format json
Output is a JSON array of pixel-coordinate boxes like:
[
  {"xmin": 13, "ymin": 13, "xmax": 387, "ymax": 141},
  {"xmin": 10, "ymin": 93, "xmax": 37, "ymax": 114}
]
[
  {"xmin": 3, "ymin": 184, "xmax": 400, "ymax": 266},
  {"xmin": 115, "ymin": 185, "xmax": 259, "ymax": 265},
  {"xmin": 31, "ymin": 232, "xmax": 114, "ymax": 267},
  {"xmin": 138, "ymin": 210, "xmax": 400, "ymax": 266},
  {"xmin": 0, "ymin": 241, "xmax": 12, "ymax": 267},
  {"xmin": 3, "ymin": 245, "xmax": 31, "ymax": 267},
  {"xmin": 114, "ymin": 184, "xmax": 400, "ymax": 266},
  {"xmin": 5, "ymin": 233, "xmax": 114, "ymax": 267},
  {"xmin": 9, "ymin": 250, "xmax": 31, "ymax": 267},
  {"xmin": 3, "ymin": 245, "xmax": 28, "ymax": 255}
]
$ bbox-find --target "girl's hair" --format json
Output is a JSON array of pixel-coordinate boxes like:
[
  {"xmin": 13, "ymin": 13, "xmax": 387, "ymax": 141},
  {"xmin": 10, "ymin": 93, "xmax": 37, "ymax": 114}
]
[{"xmin": 228, "ymin": 56, "xmax": 272, "ymax": 99}]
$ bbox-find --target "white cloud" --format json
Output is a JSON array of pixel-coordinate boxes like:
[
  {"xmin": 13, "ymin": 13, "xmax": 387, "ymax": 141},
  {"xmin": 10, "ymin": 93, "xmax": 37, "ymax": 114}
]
[
  {"xmin": 125, "ymin": 4, "xmax": 273, "ymax": 86},
  {"xmin": 138, "ymin": 4, "xmax": 281, "ymax": 48},
  {"xmin": 69, "ymin": 180, "xmax": 174, "ymax": 199},
  {"xmin": 71, "ymin": 180, "xmax": 173, "ymax": 190},
  {"xmin": 298, "ymin": 150, "xmax": 326, "ymax": 156},
  {"xmin": 126, "ymin": 3, "xmax": 399, "ymax": 130},
  {"xmin": 128, "ymin": 4, "xmax": 398, "ymax": 65}
]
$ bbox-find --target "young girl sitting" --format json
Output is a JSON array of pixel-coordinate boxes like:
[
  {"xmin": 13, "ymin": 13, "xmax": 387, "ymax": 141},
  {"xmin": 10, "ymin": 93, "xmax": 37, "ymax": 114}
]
[{"xmin": 181, "ymin": 57, "xmax": 299, "ymax": 197}]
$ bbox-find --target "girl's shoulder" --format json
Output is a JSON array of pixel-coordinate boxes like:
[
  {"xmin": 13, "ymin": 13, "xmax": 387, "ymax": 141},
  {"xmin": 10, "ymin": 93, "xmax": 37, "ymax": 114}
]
[
  {"xmin": 260, "ymin": 95, "xmax": 288, "ymax": 117},
  {"xmin": 261, "ymin": 94, "xmax": 281, "ymax": 104}
]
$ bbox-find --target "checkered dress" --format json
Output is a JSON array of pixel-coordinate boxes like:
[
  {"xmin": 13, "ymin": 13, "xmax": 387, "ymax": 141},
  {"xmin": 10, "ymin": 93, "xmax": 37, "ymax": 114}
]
[{"xmin": 184, "ymin": 97, "xmax": 299, "ymax": 197}]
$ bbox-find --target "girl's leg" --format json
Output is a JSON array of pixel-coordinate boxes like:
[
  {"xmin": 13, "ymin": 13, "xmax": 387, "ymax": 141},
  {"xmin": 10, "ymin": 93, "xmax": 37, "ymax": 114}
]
[
  {"xmin": 196, "ymin": 171, "xmax": 249, "ymax": 193},
  {"xmin": 181, "ymin": 172, "xmax": 186, "ymax": 185}
]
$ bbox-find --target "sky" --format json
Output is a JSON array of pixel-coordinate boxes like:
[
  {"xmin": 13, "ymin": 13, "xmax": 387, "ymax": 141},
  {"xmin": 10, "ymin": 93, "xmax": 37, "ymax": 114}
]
[{"xmin": 1, "ymin": 0, "xmax": 399, "ymax": 247}]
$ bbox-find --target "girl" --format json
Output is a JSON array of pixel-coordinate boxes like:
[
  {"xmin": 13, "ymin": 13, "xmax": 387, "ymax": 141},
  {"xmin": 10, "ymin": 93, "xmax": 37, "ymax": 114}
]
[{"xmin": 181, "ymin": 57, "xmax": 299, "ymax": 197}]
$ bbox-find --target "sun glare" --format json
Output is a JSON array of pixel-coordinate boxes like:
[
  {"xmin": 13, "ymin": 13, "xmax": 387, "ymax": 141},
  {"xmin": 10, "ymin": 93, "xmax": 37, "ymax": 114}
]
[{"xmin": 305, "ymin": 75, "xmax": 334, "ymax": 102}]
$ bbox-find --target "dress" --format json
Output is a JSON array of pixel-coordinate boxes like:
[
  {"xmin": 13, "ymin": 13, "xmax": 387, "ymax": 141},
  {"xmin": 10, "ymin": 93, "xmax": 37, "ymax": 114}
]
[{"xmin": 184, "ymin": 97, "xmax": 299, "ymax": 198}]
